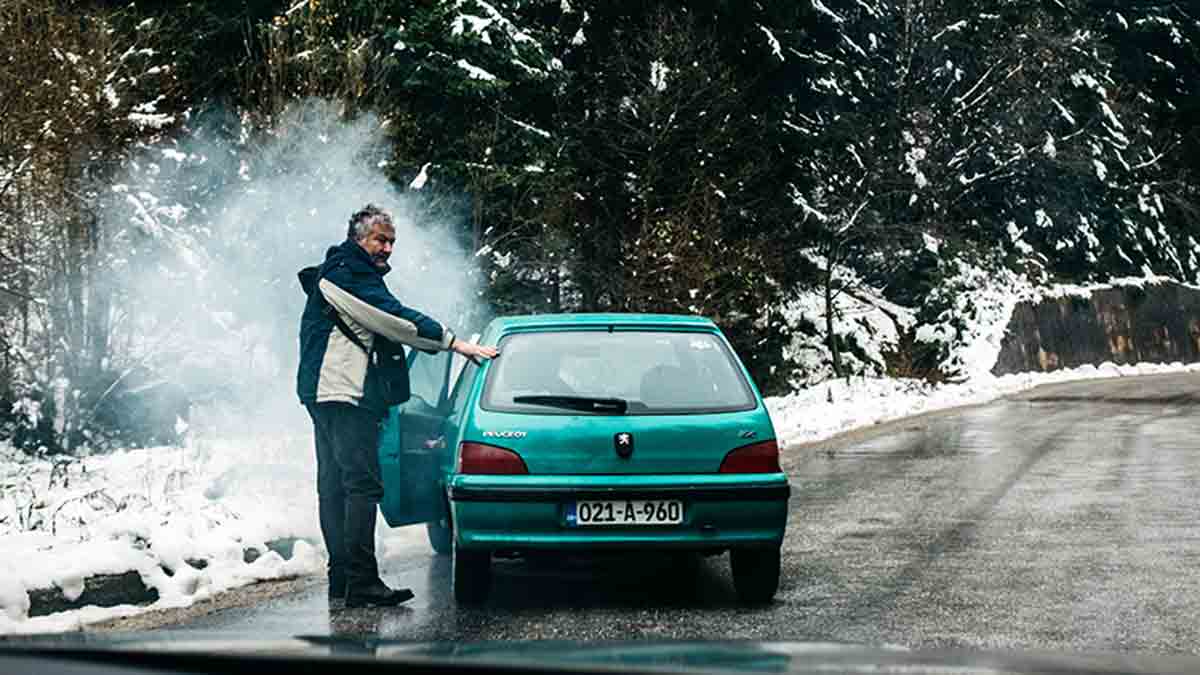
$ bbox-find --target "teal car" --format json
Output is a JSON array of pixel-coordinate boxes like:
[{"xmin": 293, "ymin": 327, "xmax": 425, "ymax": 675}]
[{"xmin": 378, "ymin": 314, "xmax": 789, "ymax": 605}]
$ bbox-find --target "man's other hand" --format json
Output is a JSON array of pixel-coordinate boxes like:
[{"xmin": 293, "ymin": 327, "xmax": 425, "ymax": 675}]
[{"xmin": 452, "ymin": 339, "xmax": 499, "ymax": 360}]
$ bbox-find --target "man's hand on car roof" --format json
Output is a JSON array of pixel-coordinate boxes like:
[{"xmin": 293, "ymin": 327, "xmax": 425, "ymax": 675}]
[{"xmin": 453, "ymin": 339, "xmax": 499, "ymax": 361}]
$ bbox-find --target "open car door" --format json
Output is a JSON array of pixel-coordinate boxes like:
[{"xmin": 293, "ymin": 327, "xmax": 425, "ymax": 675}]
[{"xmin": 378, "ymin": 348, "xmax": 454, "ymax": 528}]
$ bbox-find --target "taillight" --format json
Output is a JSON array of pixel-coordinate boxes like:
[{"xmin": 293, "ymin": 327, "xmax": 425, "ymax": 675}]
[
  {"xmin": 458, "ymin": 441, "xmax": 529, "ymax": 475},
  {"xmin": 719, "ymin": 439, "xmax": 781, "ymax": 473}
]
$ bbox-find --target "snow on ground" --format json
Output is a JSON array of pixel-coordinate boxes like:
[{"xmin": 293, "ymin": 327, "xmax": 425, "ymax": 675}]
[
  {"xmin": 783, "ymin": 264, "xmax": 1196, "ymax": 387},
  {"xmin": 0, "ymin": 426, "xmax": 433, "ymax": 634},
  {"xmin": 914, "ymin": 261, "xmax": 1034, "ymax": 380},
  {"xmin": 766, "ymin": 360, "xmax": 1200, "ymax": 449},
  {"xmin": 770, "ymin": 244, "xmax": 1200, "ymax": 448},
  {"xmin": 0, "ymin": 432, "xmax": 332, "ymax": 634},
  {"xmin": 781, "ymin": 254, "xmax": 916, "ymax": 386},
  {"xmin": 914, "ymin": 270, "xmax": 1199, "ymax": 382},
  {"xmin": 1030, "ymin": 273, "xmax": 1200, "ymax": 299},
  {"xmin": 782, "ymin": 288, "xmax": 914, "ymax": 385}
]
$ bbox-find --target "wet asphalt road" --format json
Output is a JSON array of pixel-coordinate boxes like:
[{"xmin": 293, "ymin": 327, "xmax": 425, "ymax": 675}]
[{"xmin": 118, "ymin": 373, "xmax": 1200, "ymax": 653}]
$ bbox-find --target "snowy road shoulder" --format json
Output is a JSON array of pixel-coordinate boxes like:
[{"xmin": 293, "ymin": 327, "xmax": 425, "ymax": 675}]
[
  {"xmin": 766, "ymin": 361, "xmax": 1200, "ymax": 450},
  {"xmin": 0, "ymin": 436, "xmax": 324, "ymax": 634}
]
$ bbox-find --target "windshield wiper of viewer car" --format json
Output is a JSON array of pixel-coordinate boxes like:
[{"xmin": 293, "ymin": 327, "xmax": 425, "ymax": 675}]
[{"xmin": 512, "ymin": 395, "xmax": 629, "ymax": 414}]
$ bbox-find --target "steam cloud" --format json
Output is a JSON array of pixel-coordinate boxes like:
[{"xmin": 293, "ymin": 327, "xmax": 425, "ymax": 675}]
[{"xmin": 112, "ymin": 100, "xmax": 484, "ymax": 437}]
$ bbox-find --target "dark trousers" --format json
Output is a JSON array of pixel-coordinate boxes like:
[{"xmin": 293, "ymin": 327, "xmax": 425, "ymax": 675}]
[{"xmin": 306, "ymin": 402, "xmax": 385, "ymax": 590}]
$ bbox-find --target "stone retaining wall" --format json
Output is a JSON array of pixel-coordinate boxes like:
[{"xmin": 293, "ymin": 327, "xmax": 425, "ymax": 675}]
[{"xmin": 993, "ymin": 281, "xmax": 1200, "ymax": 375}]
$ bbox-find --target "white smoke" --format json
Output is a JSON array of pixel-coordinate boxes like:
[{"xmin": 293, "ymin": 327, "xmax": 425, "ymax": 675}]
[{"xmin": 109, "ymin": 99, "xmax": 485, "ymax": 437}]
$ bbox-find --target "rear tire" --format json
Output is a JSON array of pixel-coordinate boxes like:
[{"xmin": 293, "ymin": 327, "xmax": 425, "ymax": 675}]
[
  {"xmin": 669, "ymin": 552, "xmax": 701, "ymax": 580},
  {"xmin": 730, "ymin": 547, "xmax": 780, "ymax": 604},
  {"xmin": 427, "ymin": 512, "xmax": 452, "ymax": 556},
  {"xmin": 453, "ymin": 546, "xmax": 491, "ymax": 605}
]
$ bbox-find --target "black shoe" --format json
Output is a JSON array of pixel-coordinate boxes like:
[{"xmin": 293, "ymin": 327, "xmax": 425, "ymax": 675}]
[{"xmin": 344, "ymin": 581, "xmax": 415, "ymax": 608}]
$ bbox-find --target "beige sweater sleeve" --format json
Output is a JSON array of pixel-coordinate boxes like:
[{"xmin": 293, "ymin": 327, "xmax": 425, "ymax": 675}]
[{"xmin": 319, "ymin": 278, "xmax": 455, "ymax": 352}]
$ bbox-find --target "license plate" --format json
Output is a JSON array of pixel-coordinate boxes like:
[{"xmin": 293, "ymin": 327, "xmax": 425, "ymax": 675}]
[{"xmin": 567, "ymin": 499, "xmax": 684, "ymax": 527}]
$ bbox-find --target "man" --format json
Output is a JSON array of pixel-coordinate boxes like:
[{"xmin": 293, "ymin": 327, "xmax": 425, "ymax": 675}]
[{"xmin": 297, "ymin": 204, "xmax": 498, "ymax": 608}]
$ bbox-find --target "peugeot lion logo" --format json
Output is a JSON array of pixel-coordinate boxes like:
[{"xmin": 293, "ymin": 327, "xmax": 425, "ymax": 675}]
[{"xmin": 614, "ymin": 432, "xmax": 634, "ymax": 459}]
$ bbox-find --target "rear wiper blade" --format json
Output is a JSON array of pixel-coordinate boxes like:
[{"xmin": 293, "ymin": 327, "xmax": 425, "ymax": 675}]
[{"xmin": 512, "ymin": 395, "xmax": 629, "ymax": 414}]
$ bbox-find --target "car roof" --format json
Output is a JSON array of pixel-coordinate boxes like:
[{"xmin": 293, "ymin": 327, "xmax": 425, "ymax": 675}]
[{"xmin": 485, "ymin": 313, "xmax": 717, "ymax": 334}]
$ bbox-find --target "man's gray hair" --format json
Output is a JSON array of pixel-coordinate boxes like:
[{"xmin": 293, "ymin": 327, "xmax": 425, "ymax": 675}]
[{"xmin": 347, "ymin": 204, "xmax": 394, "ymax": 241}]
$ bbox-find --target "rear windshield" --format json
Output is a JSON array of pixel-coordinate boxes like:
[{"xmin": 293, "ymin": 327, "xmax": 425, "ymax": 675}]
[{"xmin": 481, "ymin": 330, "xmax": 757, "ymax": 415}]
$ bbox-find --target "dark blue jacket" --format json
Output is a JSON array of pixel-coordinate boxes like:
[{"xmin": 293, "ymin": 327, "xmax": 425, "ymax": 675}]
[{"xmin": 297, "ymin": 239, "xmax": 454, "ymax": 413}]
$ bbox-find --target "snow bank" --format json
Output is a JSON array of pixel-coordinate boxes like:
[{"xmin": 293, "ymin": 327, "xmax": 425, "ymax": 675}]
[
  {"xmin": 0, "ymin": 433, "xmax": 328, "ymax": 634},
  {"xmin": 767, "ymin": 361, "xmax": 1200, "ymax": 448},
  {"xmin": 781, "ymin": 252, "xmax": 916, "ymax": 386},
  {"xmin": 791, "ymin": 259, "xmax": 1197, "ymax": 385},
  {"xmin": 912, "ymin": 261, "xmax": 1035, "ymax": 379}
]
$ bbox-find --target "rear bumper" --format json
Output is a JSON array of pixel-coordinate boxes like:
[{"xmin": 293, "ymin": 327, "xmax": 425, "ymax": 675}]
[
  {"xmin": 449, "ymin": 474, "xmax": 789, "ymax": 551},
  {"xmin": 450, "ymin": 482, "xmax": 789, "ymax": 502}
]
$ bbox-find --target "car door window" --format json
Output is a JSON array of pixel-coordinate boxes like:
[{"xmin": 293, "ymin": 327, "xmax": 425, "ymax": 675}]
[
  {"xmin": 446, "ymin": 333, "xmax": 480, "ymax": 392},
  {"xmin": 408, "ymin": 350, "xmax": 452, "ymax": 409},
  {"xmin": 447, "ymin": 359, "xmax": 479, "ymax": 419}
]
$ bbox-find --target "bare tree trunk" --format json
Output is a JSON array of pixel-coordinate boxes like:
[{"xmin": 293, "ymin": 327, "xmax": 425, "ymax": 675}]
[
  {"xmin": 549, "ymin": 264, "xmax": 561, "ymax": 312},
  {"xmin": 471, "ymin": 189, "xmax": 484, "ymax": 255},
  {"xmin": 18, "ymin": 194, "xmax": 30, "ymax": 346},
  {"xmin": 66, "ymin": 214, "xmax": 86, "ymax": 375},
  {"xmin": 575, "ymin": 221, "xmax": 600, "ymax": 311},
  {"xmin": 87, "ymin": 253, "xmax": 110, "ymax": 377},
  {"xmin": 824, "ymin": 263, "xmax": 843, "ymax": 378}
]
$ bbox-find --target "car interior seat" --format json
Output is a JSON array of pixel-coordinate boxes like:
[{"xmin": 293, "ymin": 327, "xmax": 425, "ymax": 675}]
[{"xmin": 639, "ymin": 364, "xmax": 689, "ymax": 406}]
